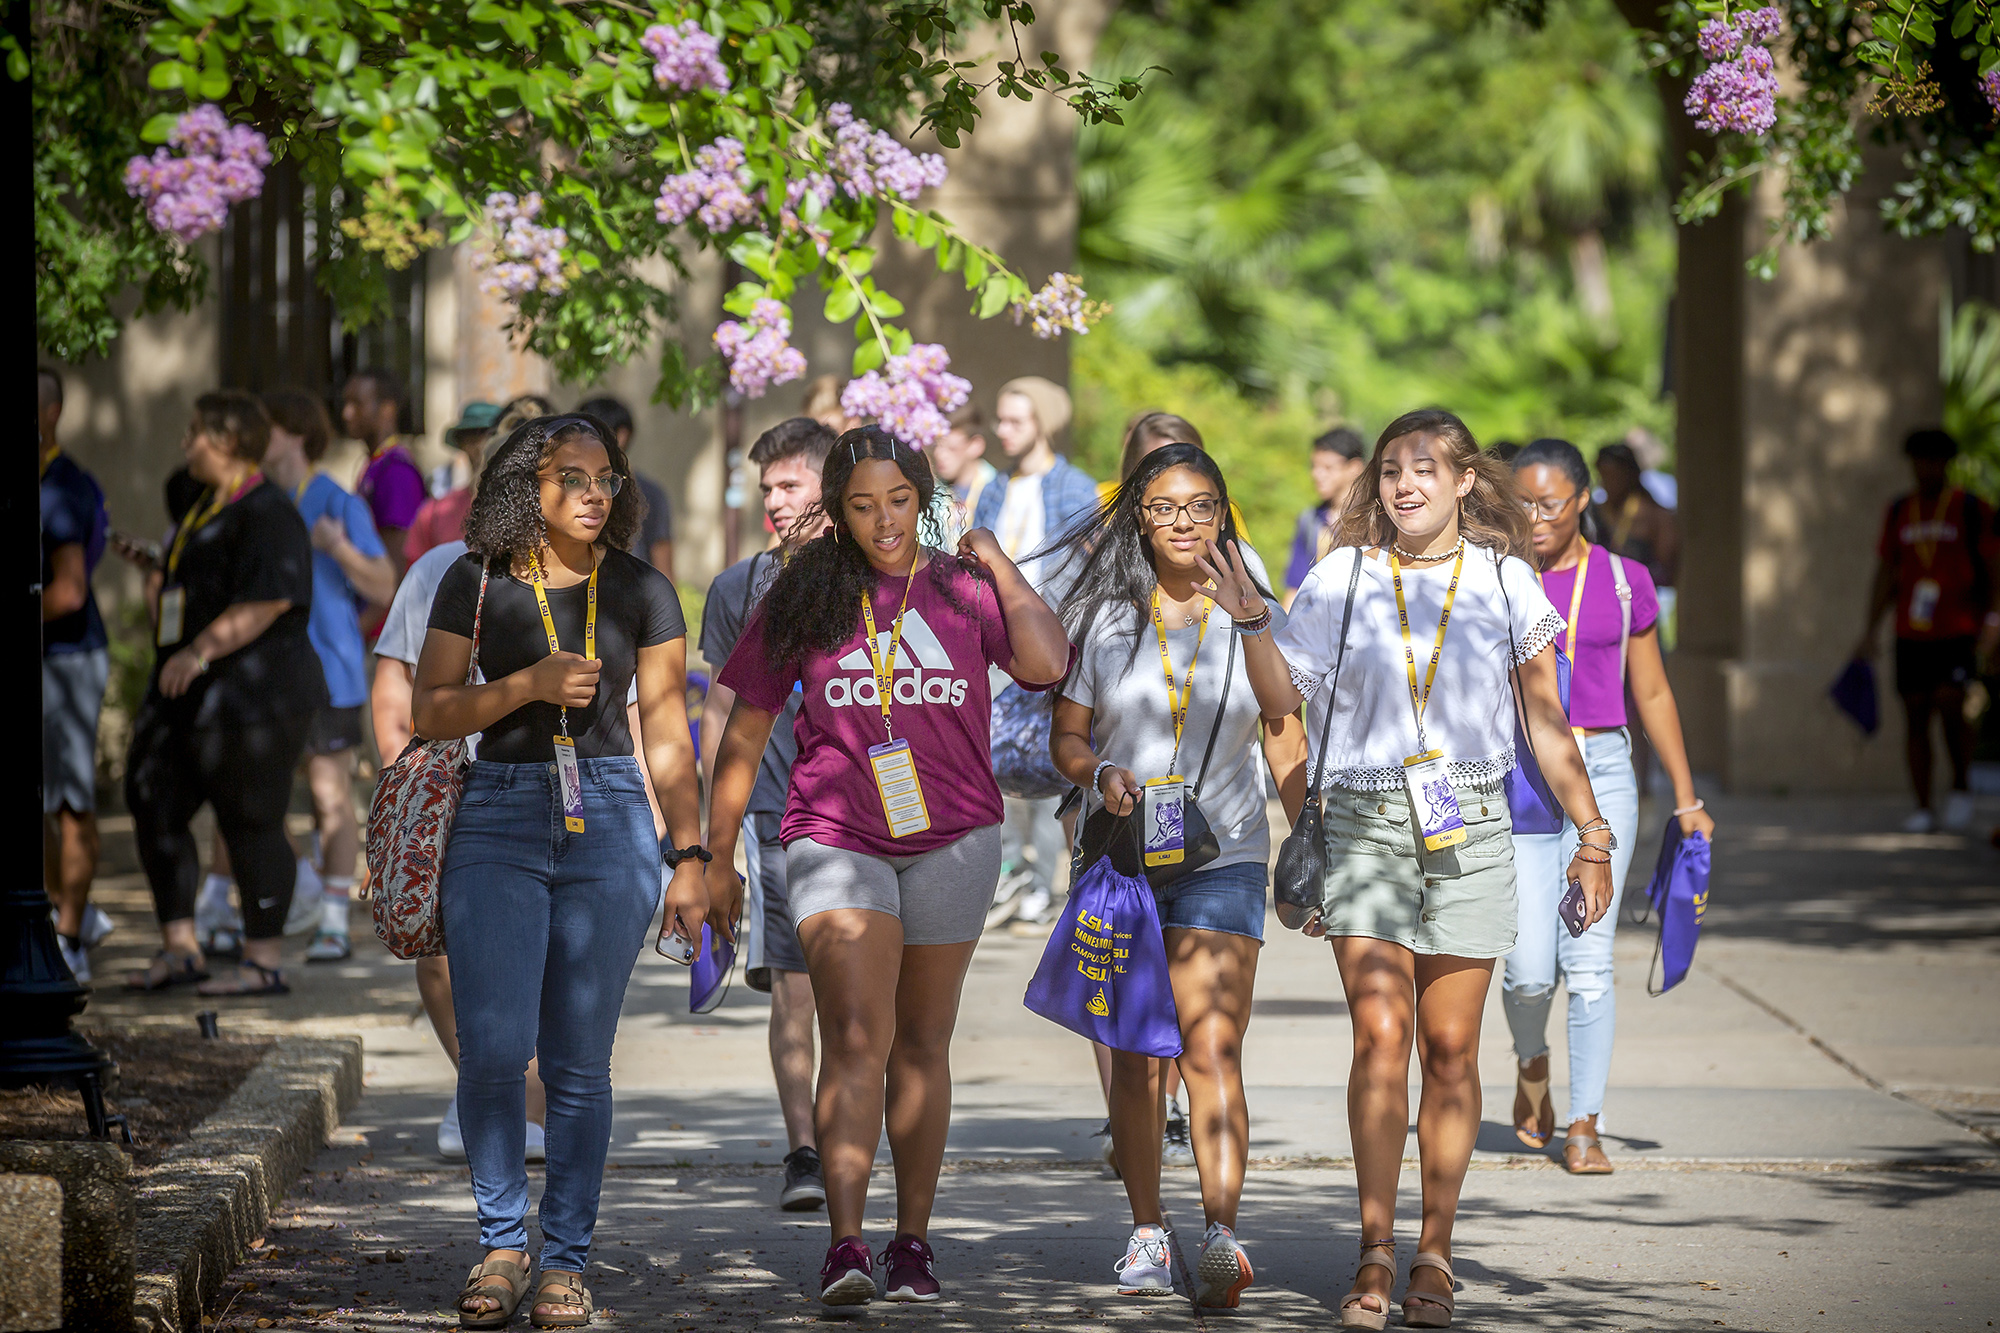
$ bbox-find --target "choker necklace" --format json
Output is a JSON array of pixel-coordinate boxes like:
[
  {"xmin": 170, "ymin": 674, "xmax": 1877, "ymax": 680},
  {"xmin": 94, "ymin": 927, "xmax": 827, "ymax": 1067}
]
[{"xmin": 1390, "ymin": 536, "xmax": 1464, "ymax": 563}]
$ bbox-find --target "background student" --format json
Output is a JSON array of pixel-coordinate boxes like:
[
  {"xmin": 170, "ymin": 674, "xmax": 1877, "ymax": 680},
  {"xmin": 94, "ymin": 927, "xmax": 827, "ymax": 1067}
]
[
  {"xmin": 1286, "ymin": 426, "xmax": 1368, "ymax": 604},
  {"xmin": 698, "ymin": 416, "xmax": 837, "ymax": 1213}
]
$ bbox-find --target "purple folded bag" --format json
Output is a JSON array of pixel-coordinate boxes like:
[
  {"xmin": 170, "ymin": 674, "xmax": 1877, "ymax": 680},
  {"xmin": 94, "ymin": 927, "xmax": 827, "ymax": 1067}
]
[
  {"xmin": 1505, "ymin": 644, "xmax": 1572, "ymax": 835},
  {"xmin": 1632, "ymin": 816, "xmax": 1711, "ymax": 995}
]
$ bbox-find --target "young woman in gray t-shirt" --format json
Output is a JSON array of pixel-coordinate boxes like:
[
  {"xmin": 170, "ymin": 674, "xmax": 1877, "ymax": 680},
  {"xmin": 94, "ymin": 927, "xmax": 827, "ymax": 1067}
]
[{"xmin": 1045, "ymin": 443, "xmax": 1308, "ymax": 1308}]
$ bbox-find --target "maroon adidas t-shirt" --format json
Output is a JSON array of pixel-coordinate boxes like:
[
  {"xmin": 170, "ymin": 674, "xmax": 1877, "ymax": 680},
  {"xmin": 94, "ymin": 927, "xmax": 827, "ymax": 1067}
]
[{"xmin": 719, "ymin": 554, "xmax": 1064, "ymax": 857}]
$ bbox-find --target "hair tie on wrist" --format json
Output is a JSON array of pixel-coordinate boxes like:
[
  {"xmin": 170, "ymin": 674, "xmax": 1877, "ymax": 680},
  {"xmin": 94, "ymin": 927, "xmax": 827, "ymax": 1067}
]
[{"xmin": 1673, "ymin": 798, "xmax": 1705, "ymax": 816}]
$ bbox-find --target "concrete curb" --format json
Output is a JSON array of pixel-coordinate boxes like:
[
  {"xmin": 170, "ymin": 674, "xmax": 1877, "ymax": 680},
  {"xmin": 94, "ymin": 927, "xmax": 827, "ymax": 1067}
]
[{"xmin": 131, "ymin": 1036, "xmax": 363, "ymax": 1333}]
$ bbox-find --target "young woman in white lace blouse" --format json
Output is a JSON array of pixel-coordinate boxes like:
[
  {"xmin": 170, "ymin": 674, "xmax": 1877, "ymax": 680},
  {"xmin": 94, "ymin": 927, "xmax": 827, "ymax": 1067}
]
[{"xmin": 1199, "ymin": 409, "xmax": 1613, "ymax": 1330}]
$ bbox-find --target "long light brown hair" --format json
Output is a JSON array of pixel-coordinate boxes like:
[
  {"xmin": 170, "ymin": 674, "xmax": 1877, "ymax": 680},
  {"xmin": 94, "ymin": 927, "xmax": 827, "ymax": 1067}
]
[{"xmin": 1335, "ymin": 408, "xmax": 1531, "ymax": 560}]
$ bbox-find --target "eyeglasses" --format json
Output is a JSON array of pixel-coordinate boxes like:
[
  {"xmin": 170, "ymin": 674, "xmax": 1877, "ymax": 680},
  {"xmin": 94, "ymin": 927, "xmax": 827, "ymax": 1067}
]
[
  {"xmin": 542, "ymin": 470, "xmax": 625, "ymax": 498},
  {"xmin": 1143, "ymin": 498, "xmax": 1219, "ymax": 526},
  {"xmin": 1518, "ymin": 492, "xmax": 1579, "ymax": 523}
]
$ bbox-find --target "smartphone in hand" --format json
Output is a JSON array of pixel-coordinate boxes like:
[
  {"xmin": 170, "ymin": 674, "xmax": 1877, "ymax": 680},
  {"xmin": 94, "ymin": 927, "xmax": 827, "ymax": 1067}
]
[
  {"xmin": 109, "ymin": 530, "xmax": 163, "ymax": 571},
  {"xmin": 654, "ymin": 921, "xmax": 697, "ymax": 965},
  {"xmin": 1559, "ymin": 878, "xmax": 1589, "ymax": 939}
]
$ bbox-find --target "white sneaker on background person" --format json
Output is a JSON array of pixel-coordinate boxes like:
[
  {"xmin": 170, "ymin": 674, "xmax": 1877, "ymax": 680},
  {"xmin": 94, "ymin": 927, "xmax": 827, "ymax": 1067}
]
[
  {"xmin": 1113, "ymin": 1224, "xmax": 1174, "ymax": 1295},
  {"xmin": 1163, "ymin": 1097, "xmax": 1195, "ymax": 1167},
  {"xmin": 437, "ymin": 1096, "xmax": 465, "ymax": 1161},
  {"xmin": 195, "ymin": 873, "xmax": 244, "ymax": 955},
  {"xmin": 284, "ymin": 857, "xmax": 325, "ymax": 935},
  {"xmin": 525, "ymin": 1120, "xmax": 546, "ymax": 1164},
  {"xmin": 1902, "ymin": 807, "xmax": 1938, "ymax": 834},
  {"xmin": 56, "ymin": 933, "xmax": 91, "ymax": 985},
  {"xmin": 1013, "ymin": 885, "xmax": 1056, "ymax": 926},
  {"xmin": 1943, "ymin": 790, "xmax": 1975, "ymax": 831},
  {"xmin": 80, "ymin": 904, "xmax": 115, "ymax": 948}
]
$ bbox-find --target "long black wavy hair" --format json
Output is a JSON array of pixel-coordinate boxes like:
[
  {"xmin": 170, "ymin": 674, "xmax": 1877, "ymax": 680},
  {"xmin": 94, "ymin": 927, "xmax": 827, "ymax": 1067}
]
[
  {"xmin": 1046, "ymin": 443, "xmax": 1270, "ymax": 679},
  {"xmin": 758, "ymin": 424, "xmax": 980, "ymax": 665},
  {"xmin": 1510, "ymin": 436, "xmax": 1600, "ymax": 545},
  {"xmin": 463, "ymin": 414, "xmax": 642, "ymax": 569}
]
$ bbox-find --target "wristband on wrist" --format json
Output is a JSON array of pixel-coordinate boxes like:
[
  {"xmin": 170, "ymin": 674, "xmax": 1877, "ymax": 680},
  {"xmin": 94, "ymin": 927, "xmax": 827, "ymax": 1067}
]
[
  {"xmin": 662, "ymin": 844, "xmax": 713, "ymax": 868},
  {"xmin": 1091, "ymin": 759, "xmax": 1116, "ymax": 795},
  {"xmin": 1673, "ymin": 798, "xmax": 1705, "ymax": 816}
]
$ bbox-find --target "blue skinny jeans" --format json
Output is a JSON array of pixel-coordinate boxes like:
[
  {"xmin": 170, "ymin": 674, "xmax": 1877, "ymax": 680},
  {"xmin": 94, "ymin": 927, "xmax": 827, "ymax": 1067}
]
[
  {"xmin": 440, "ymin": 756, "xmax": 661, "ymax": 1272},
  {"xmin": 1501, "ymin": 728, "xmax": 1638, "ymax": 1124}
]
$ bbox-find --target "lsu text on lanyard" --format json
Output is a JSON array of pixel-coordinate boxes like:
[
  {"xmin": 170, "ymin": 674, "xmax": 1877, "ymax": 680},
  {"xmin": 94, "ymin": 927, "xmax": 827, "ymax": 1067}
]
[
  {"xmin": 858, "ymin": 560, "xmax": 919, "ymax": 741},
  {"xmin": 1389, "ymin": 540, "xmax": 1466, "ymax": 751},
  {"xmin": 531, "ymin": 552, "xmax": 600, "ymax": 738},
  {"xmin": 1149, "ymin": 586, "xmax": 1210, "ymax": 761}
]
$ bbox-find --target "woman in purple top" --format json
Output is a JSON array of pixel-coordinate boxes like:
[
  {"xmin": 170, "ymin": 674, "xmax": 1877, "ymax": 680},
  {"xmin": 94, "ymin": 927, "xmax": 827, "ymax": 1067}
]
[
  {"xmin": 706, "ymin": 426, "xmax": 1071, "ymax": 1307},
  {"xmin": 1505, "ymin": 439, "xmax": 1717, "ymax": 1174}
]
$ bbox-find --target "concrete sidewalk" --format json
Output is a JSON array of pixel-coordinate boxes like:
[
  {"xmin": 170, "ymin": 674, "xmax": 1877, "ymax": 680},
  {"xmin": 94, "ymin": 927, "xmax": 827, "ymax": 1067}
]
[{"xmin": 79, "ymin": 790, "xmax": 2000, "ymax": 1328}]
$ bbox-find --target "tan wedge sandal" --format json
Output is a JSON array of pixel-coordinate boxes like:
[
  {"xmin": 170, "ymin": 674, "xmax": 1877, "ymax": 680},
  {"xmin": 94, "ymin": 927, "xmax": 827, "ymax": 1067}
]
[
  {"xmin": 1402, "ymin": 1252, "xmax": 1455, "ymax": 1329},
  {"xmin": 457, "ymin": 1254, "xmax": 531, "ymax": 1330},
  {"xmin": 1514, "ymin": 1062, "xmax": 1554, "ymax": 1148},
  {"xmin": 1563, "ymin": 1129, "xmax": 1615, "ymax": 1174},
  {"xmin": 530, "ymin": 1269, "xmax": 594, "ymax": 1329},
  {"xmin": 1339, "ymin": 1242, "xmax": 1396, "ymax": 1330}
]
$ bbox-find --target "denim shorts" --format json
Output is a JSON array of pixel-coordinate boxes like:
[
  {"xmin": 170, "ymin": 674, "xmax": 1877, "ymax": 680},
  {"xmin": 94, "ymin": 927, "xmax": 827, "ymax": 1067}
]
[{"xmin": 1153, "ymin": 859, "xmax": 1268, "ymax": 942}]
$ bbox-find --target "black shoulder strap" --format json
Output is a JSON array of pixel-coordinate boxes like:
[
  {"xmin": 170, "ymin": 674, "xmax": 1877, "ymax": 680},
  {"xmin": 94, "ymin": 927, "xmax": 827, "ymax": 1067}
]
[
  {"xmin": 1304, "ymin": 548, "xmax": 1365, "ymax": 798},
  {"xmin": 1190, "ymin": 629, "xmax": 1236, "ymax": 799}
]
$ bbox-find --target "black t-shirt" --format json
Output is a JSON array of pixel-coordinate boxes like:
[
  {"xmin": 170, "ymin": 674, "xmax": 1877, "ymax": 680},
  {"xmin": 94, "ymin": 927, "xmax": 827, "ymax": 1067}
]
[
  {"xmin": 429, "ymin": 548, "xmax": 686, "ymax": 762},
  {"xmin": 158, "ymin": 478, "xmax": 323, "ymax": 707}
]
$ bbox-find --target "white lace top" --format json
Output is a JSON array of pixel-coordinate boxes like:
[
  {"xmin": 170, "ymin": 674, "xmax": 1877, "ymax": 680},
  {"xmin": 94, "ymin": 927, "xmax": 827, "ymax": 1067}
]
[{"xmin": 1274, "ymin": 543, "xmax": 1564, "ymax": 793}]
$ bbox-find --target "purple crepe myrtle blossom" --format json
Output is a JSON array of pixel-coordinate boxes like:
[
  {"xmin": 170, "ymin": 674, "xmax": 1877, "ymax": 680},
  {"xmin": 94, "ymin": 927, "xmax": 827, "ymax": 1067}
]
[
  {"xmin": 825, "ymin": 104, "xmax": 947, "ymax": 202},
  {"xmin": 641, "ymin": 20, "xmax": 730, "ymax": 95},
  {"xmin": 655, "ymin": 137, "xmax": 761, "ymax": 232},
  {"xmin": 1011, "ymin": 272, "xmax": 1107, "ymax": 339},
  {"xmin": 1686, "ymin": 39, "xmax": 1779, "ymax": 136},
  {"xmin": 480, "ymin": 191, "xmax": 572, "ymax": 298},
  {"xmin": 714, "ymin": 299, "xmax": 808, "ymax": 397},
  {"xmin": 124, "ymin": 104, "xmax": 271, "ymax": 244},
  {"xmin": 1983, "ymin": 69, "xmax": 2000, "ymax": 119},
  {"xmin": 839, "ymin": 343, "xmax": 971, "ymax": 449}
]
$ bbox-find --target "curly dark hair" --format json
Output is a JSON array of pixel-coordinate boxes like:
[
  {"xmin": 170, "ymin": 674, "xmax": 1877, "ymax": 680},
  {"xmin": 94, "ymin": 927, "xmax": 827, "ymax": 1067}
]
[
  {"xmin": 1047, "ymin": 443, "xmax": 1268, "ymax": 680},
  {"xmin": 463, "ymin": 415, "xmax": 641, "ymax": 567},
  {"xmin": 758, "ymin": 424, "xmax": 981, "ymax": 665}
]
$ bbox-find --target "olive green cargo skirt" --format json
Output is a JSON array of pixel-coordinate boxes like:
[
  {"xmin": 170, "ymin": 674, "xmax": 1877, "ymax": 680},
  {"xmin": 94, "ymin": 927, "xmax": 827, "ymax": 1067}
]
[{"xmin": 1311, "ymin": 778, "xmax": 1518, "ymax": 959}]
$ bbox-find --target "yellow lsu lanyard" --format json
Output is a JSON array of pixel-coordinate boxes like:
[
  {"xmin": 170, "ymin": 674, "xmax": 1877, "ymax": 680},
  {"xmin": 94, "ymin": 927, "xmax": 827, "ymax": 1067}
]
[
  {"xmin": 1913, "ymin": 489, "xmax": 1958, "ymax": 569},
  {"xmin": 166, "ymin": 471, "xmax": 263, "ymax": 578},
  {"xmin": 1540, "ymin": 539, "xmax": 1590, "ymax": 742},
  {"xmin": 1149, "ymin": 586, "xmax": 1210, "ymax": 759},
  {"xmin": 858, "ymin": 561, "xmax": 919, "ymax": 740},
  {"xmin": 531, "ymin": 552, "xmax": 600, "ymax": 737},
  {"xmin": 1389, "ymin": 541, "xmax": 1466, "ymax": 748}
]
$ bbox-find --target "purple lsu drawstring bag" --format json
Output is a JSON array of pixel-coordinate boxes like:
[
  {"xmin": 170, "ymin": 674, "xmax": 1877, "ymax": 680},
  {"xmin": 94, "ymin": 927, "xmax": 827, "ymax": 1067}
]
[
  {"xmin": 1503, "ymin": 644, "xmax": 1572, "ymax": 835},
  {"xmin": 689, "ymin": 920, "xmax": 737, "ymax": 1014},
  {"xmin": 1023, "ymin": 825, "xmax": 1182, "ymax": 1058},
  {"xmin": 1631, "ymin": 816, "xmax": 1711, "ymax": 995}
]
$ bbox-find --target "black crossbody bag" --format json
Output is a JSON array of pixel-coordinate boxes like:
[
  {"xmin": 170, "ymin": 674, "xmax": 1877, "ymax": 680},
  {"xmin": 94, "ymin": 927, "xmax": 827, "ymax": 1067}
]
[
  {"xmin": 1074, "ymin": 630, "xmax": 1236, "ymax": 889},
  {"xmin": 1272, "ymin": 549, "xmax": 1364, "ymax": 929}
]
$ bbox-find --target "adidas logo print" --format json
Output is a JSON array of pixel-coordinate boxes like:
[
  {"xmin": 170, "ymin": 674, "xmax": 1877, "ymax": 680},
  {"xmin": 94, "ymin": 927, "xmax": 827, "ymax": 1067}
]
[{"xmin": 822, "ymin": 607, "xmax": 971, "ymax": 708}]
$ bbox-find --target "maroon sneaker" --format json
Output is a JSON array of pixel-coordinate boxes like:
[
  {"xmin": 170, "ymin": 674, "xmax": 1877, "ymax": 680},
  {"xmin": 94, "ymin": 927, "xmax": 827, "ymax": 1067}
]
[
  {"xmin": 819, "ymin": 1235, "xmax": 876, "ymax": 1306},
  {"xmin": 880, "ymin": 1233, "xmax": 941, "ymax": 1303}
]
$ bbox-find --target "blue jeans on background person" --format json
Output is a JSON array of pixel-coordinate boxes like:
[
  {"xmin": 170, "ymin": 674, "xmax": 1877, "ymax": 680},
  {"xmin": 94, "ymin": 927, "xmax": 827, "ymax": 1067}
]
[
  {"xmin": 439, "ymin": 756, "xmax": 662, "ymax": 1273},
  {"xmin": 1501, "ymin": 728, "xmax": 1639, "ymax": 1124}
]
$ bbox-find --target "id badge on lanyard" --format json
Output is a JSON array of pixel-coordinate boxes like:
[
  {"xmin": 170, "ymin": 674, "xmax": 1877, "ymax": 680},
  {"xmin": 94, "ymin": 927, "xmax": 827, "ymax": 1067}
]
[
  {"xmin": 1142, "ymin": 775, "xmax": 1187, "ymax": 867},
  {"xmin": 860, "ymin": 576, "xmax": 929, "ymax": 838},
  {"xmin": 1910, "ymin": 578, "xmax": 1941, "ymax": 631},
  {"xmin": 534, "ymin": 556, "xmax": 600, "ymax": 834},
  {"xmin": 1391, "ymin": 544, "xmax": 1469, "ymax": 854},
  {"xmin": 157, "ymin": 587, "xmax": 186, "ymax": 646}
]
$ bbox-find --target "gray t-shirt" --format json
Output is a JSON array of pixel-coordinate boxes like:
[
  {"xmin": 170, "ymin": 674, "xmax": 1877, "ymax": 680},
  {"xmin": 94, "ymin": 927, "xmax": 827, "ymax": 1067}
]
[
  {"xmin": 377, "ymin": 540, "xmax": 469, "ymax": 667},
  {"xmin": 700, "ymin": 550, "xmax": 798, "ymax": 815},
  {"xmin": 1061, "ymin": 599, "xmax": 1288, "ymax": 872}
]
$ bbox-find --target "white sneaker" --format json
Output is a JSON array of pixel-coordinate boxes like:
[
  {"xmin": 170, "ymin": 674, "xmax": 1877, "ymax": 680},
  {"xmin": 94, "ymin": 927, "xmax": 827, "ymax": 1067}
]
[
  {"xmin": 1195, "ymin": 1222, "xmax": 1253, "ymax": 1308},
  {"xmin": 525, "ymin": 1120, "xmax": 546, "ymax": 1163},
  {"xmin": 56, "ymin": 934, "xmax": 91, "ymax": 984},
  {"xmin": 985, "ymin": 866, "xmax": 1033, "ymax": 930},
  {"xmin": 1014, "ymin": 886, "xmax": 1055, "ymax": 926},
  {"xmin": 285, "ymin": 858, "xmax": 325, "ymax": 935},
  {"xmin": 1114, "ymin": 1224, "xmax": 1174, "ymax": 1295},
  {"xmin": 437, "ymin": 1096, "xmax": 465, "ymax": 1161},
  {"xmin": 1944, "ymin": 791, "xmax": 1976, "ymax": 832},
  {"xmin": 1902, "ymin": 808, "xmax": 1938, "ymax": 834},
  {"xmin": 80, "ymin": 904, "xmax": 116, "ymax": 949}
]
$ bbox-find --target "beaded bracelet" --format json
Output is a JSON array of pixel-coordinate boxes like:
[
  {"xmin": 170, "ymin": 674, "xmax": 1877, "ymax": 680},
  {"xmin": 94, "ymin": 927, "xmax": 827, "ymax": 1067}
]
[
  {"xmin": 1232, "ymin": 606, "xmax": 1274, "ymax": 635},
  {"xmin": 1673, "ymin": 798, "xmax": 1705, "ymax": 816}
]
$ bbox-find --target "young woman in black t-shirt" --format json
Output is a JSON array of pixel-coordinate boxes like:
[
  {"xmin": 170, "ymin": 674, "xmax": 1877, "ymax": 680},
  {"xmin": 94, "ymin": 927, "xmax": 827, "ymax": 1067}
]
[
  {"xmin": 123, "ymin": 391, "xmax": 328, "ymax": 998},
  {"xmin": 412, "ymin": 414, "xmax": 704, "ymax": 1329}
]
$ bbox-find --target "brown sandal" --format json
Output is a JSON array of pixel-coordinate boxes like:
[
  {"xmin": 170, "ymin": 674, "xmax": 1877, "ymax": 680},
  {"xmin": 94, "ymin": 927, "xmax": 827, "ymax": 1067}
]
[
  {"xmin": 457, "ymin": 1253, "xmax": 531, "ymax": 1329},
  {"xmin": 1563, "ymin": 1130, "xmax": 1615, "ymax": 1174},
  {"xmin": 1514, "ymin": 1062, "xmax": 1555, "ymax": 1149},
  {"xmin": 530, "ymin": 1269, "xmax": 593, "ymax": 1329}
]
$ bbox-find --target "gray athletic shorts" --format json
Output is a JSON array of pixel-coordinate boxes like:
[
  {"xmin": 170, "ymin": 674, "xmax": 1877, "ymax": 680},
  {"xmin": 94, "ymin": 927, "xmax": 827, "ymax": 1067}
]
[
  {"xmin": 785, "ymin": 824, "xmax": 1004, "ymax": 946},
  {"xmin": 43, "ymin": 649, "xmax": 108, "ymax": 815},
  {"xmin": 744, "ymin": 811, "xmax": 806, "ymax": 976}
]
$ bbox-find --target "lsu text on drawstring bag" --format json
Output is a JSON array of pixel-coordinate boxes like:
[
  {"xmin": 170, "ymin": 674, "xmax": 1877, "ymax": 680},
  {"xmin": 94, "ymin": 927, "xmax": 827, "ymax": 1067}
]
[
  {"xmin": 1023, "ymin": 824, "xmax": 1182, "ymax": 1057},
  {"xmin": 1629, "ymin": 816, "xmax": 1711, "ymax": 994}
]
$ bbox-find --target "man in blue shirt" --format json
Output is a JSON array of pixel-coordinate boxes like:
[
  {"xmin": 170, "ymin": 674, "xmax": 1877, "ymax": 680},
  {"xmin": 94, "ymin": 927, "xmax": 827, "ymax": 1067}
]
[
  {"xmin": 40, "ymin": 367, "xmax": 115, "ymax": 982},
  {"xmin": 261, "ymin": 389, "xmax": 396, "ymax": 962},
  {"xmin": 1285, "ymin": 426, "xmax": 1367, "ymax": 605}
]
